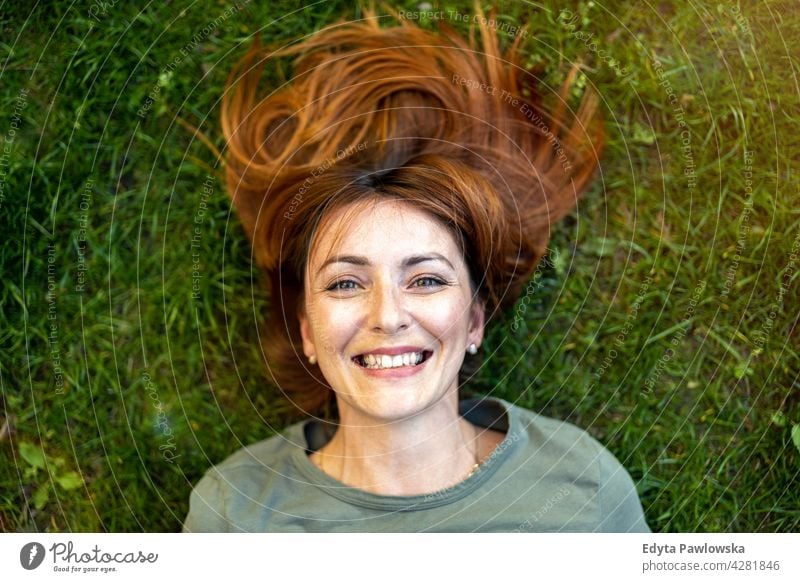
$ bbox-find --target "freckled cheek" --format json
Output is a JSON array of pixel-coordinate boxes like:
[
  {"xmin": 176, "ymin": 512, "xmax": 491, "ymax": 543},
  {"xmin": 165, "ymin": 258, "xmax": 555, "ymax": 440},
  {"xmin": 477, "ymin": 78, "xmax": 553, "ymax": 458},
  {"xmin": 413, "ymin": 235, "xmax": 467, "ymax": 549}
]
[
  {"xmin": 409, "ymin": 295, "xmax": 472, "ymax": 343},
  {"xmin": 312, "ymin": 302, "xmax": 362, "ymax": 355}
]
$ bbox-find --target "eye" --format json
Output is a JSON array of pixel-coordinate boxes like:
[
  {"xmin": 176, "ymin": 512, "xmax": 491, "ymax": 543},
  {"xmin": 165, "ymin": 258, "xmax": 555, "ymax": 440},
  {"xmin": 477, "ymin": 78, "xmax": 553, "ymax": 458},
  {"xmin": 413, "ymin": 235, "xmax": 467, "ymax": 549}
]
[
  {"xmin": 412, "ymin": 276, "xmax": 447, "ymax": 288},
  {"xmin": 326, "ymin": 279, "xmax": 360, "ymax": 292}
]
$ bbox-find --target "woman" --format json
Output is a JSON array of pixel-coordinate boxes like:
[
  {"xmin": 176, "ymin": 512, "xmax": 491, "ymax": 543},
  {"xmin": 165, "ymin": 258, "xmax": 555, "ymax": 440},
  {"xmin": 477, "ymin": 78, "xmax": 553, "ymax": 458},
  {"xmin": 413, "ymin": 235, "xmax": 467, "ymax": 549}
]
[{"xmin": 183, "ymin": 4, "xmax": 650, "ymax": 532}]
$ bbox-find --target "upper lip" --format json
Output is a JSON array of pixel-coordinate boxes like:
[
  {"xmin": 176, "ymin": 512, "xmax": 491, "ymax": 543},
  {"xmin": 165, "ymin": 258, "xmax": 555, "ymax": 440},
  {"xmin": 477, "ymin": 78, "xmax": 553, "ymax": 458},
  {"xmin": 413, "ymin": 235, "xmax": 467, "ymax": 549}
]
[{"xmin": 354, "ymin": 346, "xmax": 428, "ymax": 357}]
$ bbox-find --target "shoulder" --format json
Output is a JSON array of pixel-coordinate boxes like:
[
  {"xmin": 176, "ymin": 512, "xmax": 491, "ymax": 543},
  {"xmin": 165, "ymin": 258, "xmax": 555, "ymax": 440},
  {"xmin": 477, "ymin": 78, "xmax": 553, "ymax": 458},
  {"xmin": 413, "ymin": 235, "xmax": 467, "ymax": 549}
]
[
  {"xmin": 509, "ymin": 402, "xmax": 605, "ymax": 465},
  {"xmin": 182, "ymin": 422, "xmax": 304, "ymax": 532},
  {"xmin": 215, "ymin": 425, "xmax": 301, "ymax": 472},
  {"xmin": 505, "ymin": 401, "xmax": 651, "ymax": 532}
]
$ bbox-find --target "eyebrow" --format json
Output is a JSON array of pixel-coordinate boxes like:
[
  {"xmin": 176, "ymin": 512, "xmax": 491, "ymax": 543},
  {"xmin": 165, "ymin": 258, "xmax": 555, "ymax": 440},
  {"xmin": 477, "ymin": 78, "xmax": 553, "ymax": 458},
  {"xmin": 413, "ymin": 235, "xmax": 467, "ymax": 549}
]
[{"xmin": 318, "ymin": 253, "xmax": 455, "ymax": 273}]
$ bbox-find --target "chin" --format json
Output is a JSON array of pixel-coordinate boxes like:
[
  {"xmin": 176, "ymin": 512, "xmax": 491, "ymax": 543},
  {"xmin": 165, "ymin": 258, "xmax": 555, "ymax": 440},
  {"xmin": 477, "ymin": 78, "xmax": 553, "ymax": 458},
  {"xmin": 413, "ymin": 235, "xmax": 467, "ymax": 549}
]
[{"xmin": 338, "ymin": 383, "xmax": 444, "ymax": 423}]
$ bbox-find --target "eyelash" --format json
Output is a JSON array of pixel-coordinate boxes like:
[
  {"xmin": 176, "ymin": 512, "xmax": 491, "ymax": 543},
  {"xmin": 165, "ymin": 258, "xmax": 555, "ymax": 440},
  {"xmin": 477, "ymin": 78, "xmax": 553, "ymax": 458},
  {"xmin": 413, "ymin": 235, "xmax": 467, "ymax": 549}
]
[{"xmin": 326, "ymin": 276, "xmax": 448, "ymax": 292}]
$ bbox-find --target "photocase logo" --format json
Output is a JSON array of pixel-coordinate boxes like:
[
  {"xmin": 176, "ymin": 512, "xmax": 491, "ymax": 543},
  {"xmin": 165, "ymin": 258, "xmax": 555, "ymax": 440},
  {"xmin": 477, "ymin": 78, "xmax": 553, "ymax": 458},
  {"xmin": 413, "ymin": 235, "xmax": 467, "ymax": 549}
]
[{"xmin": 20, "ymin": 542, "xmax": 46, "ymax": 570}]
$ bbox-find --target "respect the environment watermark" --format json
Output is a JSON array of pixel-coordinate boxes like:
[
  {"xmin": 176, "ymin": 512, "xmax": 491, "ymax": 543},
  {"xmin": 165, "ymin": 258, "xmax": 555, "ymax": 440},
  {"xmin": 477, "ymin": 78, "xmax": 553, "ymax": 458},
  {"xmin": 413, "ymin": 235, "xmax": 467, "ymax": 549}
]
[
  {"xmin": 452, "ymin": 74, "xmax": 573, "ymax": 173},
  {"xmin": 720, "ymin": 150, "xmax": 755, "ymax": 300},
  {"xmin": 46, "ymin": 243, "xmax": 65, "ymax": 395},
  {"xmin": 136, "ymin": 1, "xmax": 251, "ymax": 119}
]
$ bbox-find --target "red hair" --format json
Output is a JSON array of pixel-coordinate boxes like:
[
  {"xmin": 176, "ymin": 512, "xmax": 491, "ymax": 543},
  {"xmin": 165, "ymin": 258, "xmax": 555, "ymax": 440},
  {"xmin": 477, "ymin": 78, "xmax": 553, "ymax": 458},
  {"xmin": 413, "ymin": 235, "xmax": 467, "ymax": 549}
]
[{"xmin": 220, "ymin": 3, "xmax": 603, "ymax": 416}]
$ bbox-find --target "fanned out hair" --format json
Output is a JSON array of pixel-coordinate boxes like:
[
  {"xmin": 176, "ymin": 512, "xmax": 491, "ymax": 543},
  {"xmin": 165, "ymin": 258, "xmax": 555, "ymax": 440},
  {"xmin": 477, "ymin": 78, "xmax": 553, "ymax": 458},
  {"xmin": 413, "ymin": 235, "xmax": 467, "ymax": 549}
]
[{"xmin": 221, "ymin": 3, "xmax": 604, "ymax": 417}]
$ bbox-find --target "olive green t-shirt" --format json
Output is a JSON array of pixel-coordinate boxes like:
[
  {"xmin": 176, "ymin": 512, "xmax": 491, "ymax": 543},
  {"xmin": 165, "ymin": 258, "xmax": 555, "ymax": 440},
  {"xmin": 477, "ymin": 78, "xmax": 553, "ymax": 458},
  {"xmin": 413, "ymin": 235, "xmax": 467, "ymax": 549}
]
[{"xmin": 182, "ymin": 397, "xmax": 650, "ymax": 532}]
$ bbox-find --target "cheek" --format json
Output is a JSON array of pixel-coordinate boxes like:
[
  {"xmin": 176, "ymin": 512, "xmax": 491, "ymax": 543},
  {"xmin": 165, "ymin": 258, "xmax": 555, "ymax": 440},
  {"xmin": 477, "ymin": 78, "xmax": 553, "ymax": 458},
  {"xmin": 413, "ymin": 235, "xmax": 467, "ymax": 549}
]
[
  {"xmin": 311, "ymin": 301, "xmax": 359, "ymax": 352},
  {"xmin": 413, "ymin": 294, "xmax": 472, "ymax": 338}
]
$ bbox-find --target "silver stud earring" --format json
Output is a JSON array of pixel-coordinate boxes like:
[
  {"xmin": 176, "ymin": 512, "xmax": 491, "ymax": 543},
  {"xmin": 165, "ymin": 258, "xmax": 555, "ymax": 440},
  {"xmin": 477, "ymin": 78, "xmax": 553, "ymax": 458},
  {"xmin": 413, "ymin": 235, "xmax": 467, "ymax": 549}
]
[
  {"xmin": 309, "ymin": 355, "xmax": 317, "ymax": 365},
  {"xmin": 467, "ymin": 343, "xmax": 478, "ymax": 355}
]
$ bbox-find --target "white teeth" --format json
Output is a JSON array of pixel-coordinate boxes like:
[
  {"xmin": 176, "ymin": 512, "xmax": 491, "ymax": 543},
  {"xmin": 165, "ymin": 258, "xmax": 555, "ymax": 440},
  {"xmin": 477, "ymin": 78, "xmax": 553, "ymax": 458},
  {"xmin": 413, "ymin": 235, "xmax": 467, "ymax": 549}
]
[{"xmin": 357, "ymin": 351, "xmax": 426, "ymax": 369}]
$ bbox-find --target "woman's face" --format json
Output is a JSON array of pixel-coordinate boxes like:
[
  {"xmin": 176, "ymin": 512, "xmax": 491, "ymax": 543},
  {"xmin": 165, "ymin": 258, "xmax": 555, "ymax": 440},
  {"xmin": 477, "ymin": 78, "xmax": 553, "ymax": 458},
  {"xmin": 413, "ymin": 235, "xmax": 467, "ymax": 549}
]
[{"xmin": 299, "ymin": 199, "xmax": 485, "ymax": 423}]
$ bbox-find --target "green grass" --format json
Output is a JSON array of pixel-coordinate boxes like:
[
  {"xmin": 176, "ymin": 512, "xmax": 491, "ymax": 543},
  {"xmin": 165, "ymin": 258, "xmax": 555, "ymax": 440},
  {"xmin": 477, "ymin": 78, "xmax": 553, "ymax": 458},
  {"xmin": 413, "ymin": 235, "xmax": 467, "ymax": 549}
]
[{"xmin": 1, "ymin": 0, "xmax": 798, "ymax": 532}]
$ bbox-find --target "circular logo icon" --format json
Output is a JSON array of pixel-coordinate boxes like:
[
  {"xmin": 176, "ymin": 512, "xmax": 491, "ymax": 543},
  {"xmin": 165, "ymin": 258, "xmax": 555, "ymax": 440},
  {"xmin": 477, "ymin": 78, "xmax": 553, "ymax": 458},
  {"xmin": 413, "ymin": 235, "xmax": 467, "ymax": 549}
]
[{"xmin": 20, "ymin": 542, "xmax": 46, "ymax": 570}]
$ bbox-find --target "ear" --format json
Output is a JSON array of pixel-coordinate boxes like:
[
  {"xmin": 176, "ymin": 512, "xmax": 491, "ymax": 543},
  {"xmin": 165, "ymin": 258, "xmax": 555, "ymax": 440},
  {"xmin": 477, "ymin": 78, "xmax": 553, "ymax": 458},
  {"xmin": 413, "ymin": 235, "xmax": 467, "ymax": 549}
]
[
  {"xmin": 298, "ymin": 305, "xmax": 316, "ymax": 362},
  {"xmin": 468, "ymin": 299, "xmax": 486, "ymax": 348}
]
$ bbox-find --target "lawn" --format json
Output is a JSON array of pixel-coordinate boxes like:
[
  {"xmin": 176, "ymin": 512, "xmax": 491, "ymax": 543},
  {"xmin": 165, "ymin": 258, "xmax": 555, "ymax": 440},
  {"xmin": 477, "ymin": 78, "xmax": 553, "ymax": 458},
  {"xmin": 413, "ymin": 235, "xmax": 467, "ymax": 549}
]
[{"xmin": 1, "ymin": 0, "xmax": 798, "ymax": 532}]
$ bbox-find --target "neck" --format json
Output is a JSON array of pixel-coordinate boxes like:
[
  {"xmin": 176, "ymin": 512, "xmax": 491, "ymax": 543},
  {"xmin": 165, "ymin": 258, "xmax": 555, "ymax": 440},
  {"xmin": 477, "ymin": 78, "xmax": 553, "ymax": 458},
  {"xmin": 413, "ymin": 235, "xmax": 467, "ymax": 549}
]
[{"xmin": 313, "ymin": 390, "xmax": 480, "ymax": 496}]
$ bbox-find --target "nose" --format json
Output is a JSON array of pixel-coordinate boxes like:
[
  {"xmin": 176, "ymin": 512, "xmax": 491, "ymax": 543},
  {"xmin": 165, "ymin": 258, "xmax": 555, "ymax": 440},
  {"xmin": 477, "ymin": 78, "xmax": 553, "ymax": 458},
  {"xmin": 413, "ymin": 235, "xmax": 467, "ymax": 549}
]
[{"xmin": 367, "ymin": 278, "xmax": 410, "ymax": 333}]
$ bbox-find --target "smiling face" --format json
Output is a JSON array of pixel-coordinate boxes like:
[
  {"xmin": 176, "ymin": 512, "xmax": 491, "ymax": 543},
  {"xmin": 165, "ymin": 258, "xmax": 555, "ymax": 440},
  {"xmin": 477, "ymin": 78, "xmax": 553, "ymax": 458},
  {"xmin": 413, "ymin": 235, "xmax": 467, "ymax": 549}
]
[{"xmin": 298, "ymin": 198, "xmax": 485, "ymax": 424}]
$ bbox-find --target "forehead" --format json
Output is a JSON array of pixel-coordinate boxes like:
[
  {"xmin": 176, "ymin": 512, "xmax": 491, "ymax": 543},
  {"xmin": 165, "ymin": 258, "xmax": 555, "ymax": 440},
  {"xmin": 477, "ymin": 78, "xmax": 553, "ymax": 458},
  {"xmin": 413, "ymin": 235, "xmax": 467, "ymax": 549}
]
[{"xmin": 308, "ymin": 199, "xmax": 460, "ymax": 268}]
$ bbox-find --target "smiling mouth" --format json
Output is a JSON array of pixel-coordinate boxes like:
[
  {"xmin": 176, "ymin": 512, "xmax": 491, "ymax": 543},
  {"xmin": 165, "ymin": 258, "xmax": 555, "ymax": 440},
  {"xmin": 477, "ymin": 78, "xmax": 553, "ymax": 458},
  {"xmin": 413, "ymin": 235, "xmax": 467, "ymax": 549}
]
[{"xmin": 352, "ymin": 351, "xmax": 433, "ymax": 370}]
